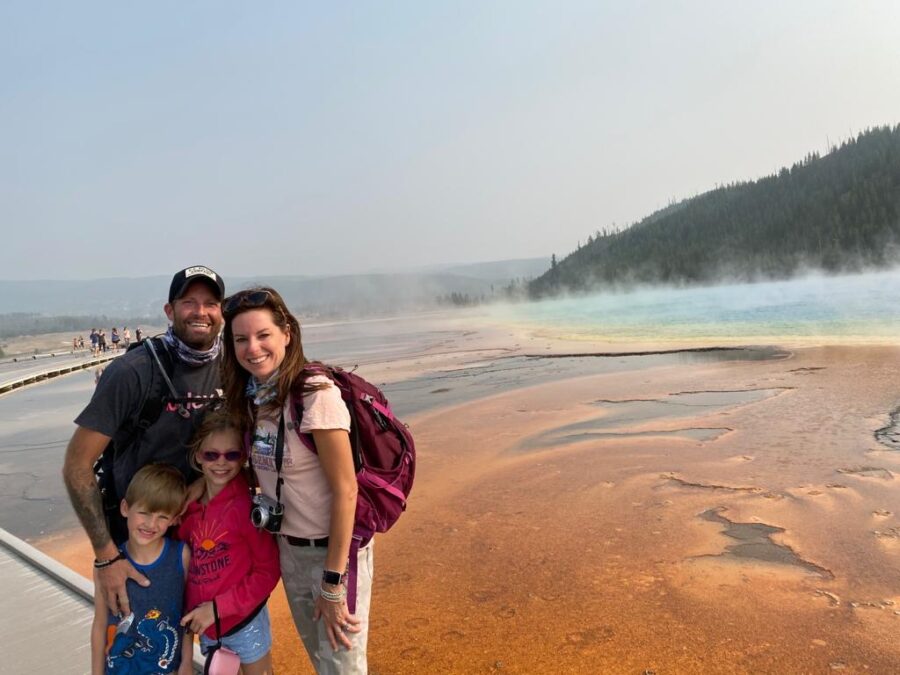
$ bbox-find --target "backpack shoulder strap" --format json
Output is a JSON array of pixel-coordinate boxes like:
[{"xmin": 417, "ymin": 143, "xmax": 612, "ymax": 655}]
[
  {"xmin": 94, "ymin": 336, "xmax": 175, "ymax": 512},
  {"xmin": 290, "ymin": 365, "xmax": 364, "ymax": 471},
  {"xmin": 288, "ymin": 382, "xmax": 319, "ymax": 455},
  {"xmin": 289, "ymin": 363, "xmax": 334, "ymax": 418},
  {"xmin": 136, "ymin": 337, "xmax": 179, "ymax": 428}
]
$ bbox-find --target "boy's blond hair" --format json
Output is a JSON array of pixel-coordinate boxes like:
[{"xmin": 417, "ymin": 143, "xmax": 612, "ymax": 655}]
[{"xmin": 123, "ymin": 463, "xmax": 185, "ymax": 515}]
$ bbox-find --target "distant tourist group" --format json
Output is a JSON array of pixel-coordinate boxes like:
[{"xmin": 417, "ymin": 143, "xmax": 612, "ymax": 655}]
[
  {"xmin": 63, "ymin": 265, "xmax": 413, "ymax": 675},
  {"xmin": 81, "ymin": 326, "xmax": 139, "ymax": 356}
]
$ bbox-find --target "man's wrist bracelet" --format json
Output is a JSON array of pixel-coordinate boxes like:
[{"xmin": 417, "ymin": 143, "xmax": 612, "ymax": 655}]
[{"xmin": 93, "ymin": 552, "xmax": 126, "ymax": 569}]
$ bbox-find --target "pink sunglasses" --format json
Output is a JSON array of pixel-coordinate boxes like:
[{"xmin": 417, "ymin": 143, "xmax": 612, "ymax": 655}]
[{"xmin": 199, "ymin": 450, "xmax": 243, "ymax": 462}]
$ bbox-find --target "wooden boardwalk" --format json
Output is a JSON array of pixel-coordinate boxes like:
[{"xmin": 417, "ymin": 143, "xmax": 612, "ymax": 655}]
[
  {"xmin": 0, "ymin": 351, "xmax": 118, "ymax": 396},
  {"xmin": 0, "ymin": 528, "xmax": 203, "ymax": 673}
]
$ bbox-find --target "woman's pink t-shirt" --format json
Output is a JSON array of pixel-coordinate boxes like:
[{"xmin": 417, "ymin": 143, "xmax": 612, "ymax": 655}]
[{"xmin": 250, "ymin": 375, "xmax": 351, "ymax": 539}]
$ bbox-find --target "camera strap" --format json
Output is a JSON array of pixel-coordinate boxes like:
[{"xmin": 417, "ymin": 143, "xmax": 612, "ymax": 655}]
[{"xmin": 274, "ymin": 413, "xmax": 285, "ymax": 505}]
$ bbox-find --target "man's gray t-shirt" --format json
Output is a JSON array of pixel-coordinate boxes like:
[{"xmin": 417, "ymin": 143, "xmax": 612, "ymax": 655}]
[{"xmin": 75, "ymin": 343, "xmax": 222, "ymax": 498}]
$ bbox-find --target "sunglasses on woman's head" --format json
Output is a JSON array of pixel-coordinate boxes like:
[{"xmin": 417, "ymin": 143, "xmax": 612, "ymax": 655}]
[
  {"xmin": 223, "ymin": 290, "xmax": 272, "ymax": 316},
  {"xmin": 199, "ymin": 450, "xmax": 243, "ymax": 462}
]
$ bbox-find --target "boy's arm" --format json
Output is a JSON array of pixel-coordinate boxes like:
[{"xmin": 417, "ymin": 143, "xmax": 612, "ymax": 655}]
[
  {"xmin": 181, "ymin": 538, "xmax": 191, "ymax": 577},
  {"xmin": 177, "ymin": 543, "xmax": 195, "ymax": 675},
  {"xmin": 177, "ymin": 636, "xmax": 195, "ymax": 675},
  {"xmin": 90, "ymin": 569, "xmax": 110, "ymax": 675}
]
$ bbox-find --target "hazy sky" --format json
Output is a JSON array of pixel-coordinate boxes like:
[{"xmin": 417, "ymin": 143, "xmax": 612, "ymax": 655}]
[{"xmin": 2, "ymin": 1, "xmax": 899, "ymax": 281}]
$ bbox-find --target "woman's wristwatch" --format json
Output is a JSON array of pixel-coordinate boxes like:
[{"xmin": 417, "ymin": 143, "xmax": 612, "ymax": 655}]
[{"xmin": 322, "ymin": 569, "xmax": 344, "ymax": 585}]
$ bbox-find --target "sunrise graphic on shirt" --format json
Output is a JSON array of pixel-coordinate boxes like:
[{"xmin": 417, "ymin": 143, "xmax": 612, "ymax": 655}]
[{"xmin": 193, "ymin": 521, "xmax": 229, "ymax": 552}]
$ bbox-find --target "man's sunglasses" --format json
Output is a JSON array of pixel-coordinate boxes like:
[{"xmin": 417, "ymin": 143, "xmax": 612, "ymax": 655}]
[
  {"xmin": 223, "ymin": 290, "xmax": 272, "ymax": 316},
  {"xmin": 199, "ymin": 450, "xmax": 244, "ymax": 462}
]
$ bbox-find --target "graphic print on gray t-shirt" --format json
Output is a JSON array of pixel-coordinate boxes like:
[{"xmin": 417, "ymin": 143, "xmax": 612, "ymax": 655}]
[{"xmin": 75, "ymin": 345, "xmax": 222, "ymax": 497}]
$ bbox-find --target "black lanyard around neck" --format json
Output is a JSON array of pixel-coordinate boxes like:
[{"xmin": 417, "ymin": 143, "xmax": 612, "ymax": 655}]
[{"xmin": 273, "ymin": 413, "xmax": 285, "ymax": 504}]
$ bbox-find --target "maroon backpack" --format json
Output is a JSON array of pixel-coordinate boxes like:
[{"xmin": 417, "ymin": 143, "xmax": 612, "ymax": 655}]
[{"xmin": 289, "ymin": 364, "xmax": 415, "ymax": 612}]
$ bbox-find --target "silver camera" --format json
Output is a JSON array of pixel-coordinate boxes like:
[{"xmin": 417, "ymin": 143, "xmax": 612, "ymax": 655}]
[{"xmin": 250, "ymin": 493, "xmax": 284, "ymax": 532}]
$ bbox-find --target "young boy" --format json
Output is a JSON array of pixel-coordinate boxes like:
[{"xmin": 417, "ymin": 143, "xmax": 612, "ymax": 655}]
[{"xmin": 90, "ymin": 463, "xmax": 193, "ymax": 675}]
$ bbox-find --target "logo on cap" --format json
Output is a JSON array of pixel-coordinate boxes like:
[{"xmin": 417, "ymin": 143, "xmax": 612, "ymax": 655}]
[{"xmin": 184, "ymin": 266, "xmax": 218, "ymax": 281}]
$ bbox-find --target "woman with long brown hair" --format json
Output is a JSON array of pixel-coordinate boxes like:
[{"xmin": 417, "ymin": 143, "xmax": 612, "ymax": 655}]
[{"xmin": 220, "ymin": 287, "xmax": 371, "ymax": 674}]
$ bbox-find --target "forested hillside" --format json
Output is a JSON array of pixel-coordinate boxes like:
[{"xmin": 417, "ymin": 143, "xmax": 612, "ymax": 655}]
[{"xmin": 530, "ymin": 125, "xmax": 900, "ymax": 296}]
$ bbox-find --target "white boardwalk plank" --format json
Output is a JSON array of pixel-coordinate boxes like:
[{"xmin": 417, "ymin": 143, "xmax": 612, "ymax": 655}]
[
  {"xmin": 0, "ymin": 529, "xmax": 204, "ymax": 674},
  {"xmin": 0, "ymin": 546, "xmax": 92, "ymax": 674}
]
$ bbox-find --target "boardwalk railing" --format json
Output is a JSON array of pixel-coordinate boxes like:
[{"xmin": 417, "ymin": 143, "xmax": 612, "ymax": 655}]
[
  {"xmin": 0, "ymin": 353, "xmax": 119, "ymax": 395},
  {"xmin": 0, "ymin": 527, "xmax": 205, "ymax": 671}
]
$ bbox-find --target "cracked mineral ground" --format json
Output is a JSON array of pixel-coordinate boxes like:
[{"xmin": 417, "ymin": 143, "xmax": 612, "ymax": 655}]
[{"xmin": 7, "ymin": 318, "xmax": 900, "ymax": 674}]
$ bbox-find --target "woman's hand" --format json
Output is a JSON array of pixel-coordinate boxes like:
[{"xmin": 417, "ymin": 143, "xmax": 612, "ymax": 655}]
[
  {"xmin": 314, "ymin": 590, "xmax": 361, "ymax": 650},
  {"xmin": 181, "ymin": 601, "xmax": 216, "ymax": 636}
]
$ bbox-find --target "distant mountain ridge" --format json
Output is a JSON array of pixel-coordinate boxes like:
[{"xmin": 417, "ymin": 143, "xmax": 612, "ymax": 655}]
[
  {"xmin": 0, "ymin": 257, "xmax": 549, "ymax": 319},
  {"xmin": 531, "ymin": 125, "xmax": 900, "ymax": 296}
]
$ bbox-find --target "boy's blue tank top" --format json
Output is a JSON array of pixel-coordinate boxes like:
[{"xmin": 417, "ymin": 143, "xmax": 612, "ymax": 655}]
[{"xmin": 105, "ymin": 537, "xmax": 186, "ymax": 674}]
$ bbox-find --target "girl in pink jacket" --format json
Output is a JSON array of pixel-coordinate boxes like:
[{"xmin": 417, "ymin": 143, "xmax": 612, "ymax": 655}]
[{"xmin": 178, "ymin": 411, "xmax": 280, "ymax": 675}]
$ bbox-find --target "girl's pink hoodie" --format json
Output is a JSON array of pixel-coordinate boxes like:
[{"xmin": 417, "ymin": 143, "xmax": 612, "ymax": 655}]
[{"xmin": 177, "ymin": 472, "xmax": 281, "ymax": 638}]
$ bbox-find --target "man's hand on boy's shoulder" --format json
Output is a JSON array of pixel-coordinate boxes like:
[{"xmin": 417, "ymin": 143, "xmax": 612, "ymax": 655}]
[{"xmin": 96, "ymin": 555, "xmax": 149, "ymax": 617}]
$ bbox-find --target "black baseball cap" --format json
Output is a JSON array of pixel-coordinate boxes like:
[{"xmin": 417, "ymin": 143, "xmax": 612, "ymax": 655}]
[{"xmin": 168, "ymin": 266, "xmax": 226, "ymax": 304}]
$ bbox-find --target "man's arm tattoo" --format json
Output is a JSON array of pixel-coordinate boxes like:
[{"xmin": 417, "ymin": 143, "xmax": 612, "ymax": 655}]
[{"xmin": 64, "ymin": 471, "xmax": 112, "ymax": 551}]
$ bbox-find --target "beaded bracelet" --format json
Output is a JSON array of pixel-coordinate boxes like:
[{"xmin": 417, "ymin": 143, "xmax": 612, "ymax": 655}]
[
  {"xmin": 319, "ymin": 584, "xmax": 347, "ymax": 603},
  {"xmin": 93, "ymin": 552, "xmax": 126, "ymax": 569}
]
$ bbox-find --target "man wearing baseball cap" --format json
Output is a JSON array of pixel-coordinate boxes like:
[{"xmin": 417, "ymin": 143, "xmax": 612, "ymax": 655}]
[{"xmin": 64, "ymin": 265, "xmax": 226, "ymax": 617}]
